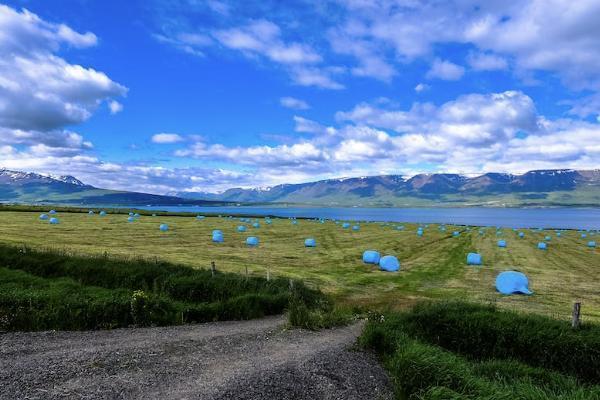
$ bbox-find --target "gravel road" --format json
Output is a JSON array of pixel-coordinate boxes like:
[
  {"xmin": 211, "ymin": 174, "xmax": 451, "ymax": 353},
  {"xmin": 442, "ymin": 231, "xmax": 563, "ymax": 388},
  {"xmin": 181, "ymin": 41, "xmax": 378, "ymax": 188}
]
[{"xmin": 0, "ymin": 316, "xmax": 392, "ymax": 400}]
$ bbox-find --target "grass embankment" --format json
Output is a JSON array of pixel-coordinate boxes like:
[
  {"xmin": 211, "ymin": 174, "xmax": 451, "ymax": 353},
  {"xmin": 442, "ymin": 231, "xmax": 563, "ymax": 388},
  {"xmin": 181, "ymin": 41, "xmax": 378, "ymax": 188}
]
[
  {"xmin": 360, "ymin": 301, "xmax": 600, "ymax": 399},
  {"xmin": 0, "ymin": 210, "xmax": 597, "ymax": 321},
  {"xmin": 0, "ymin": 244, "xmax": 324, "ymax": 331}
]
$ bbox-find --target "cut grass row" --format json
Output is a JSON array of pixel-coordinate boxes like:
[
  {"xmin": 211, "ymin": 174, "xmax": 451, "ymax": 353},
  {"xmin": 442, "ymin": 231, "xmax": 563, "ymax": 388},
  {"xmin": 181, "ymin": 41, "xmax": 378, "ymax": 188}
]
[{"xmin": 360, "ymin": 302, "xmax": 600, "ymax": 399}]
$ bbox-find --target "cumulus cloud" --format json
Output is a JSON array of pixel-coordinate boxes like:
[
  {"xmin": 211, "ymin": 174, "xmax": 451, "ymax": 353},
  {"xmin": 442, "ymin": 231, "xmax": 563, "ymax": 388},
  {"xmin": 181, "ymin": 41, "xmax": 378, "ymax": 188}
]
[
  {"xmin": 151, "ymin": 133, "xmax": 184, "ymax": 144},
  {"xmin": 0, "ymin": 6, "xmax": 126, "ymax": 132},
  {"xmin": 467, "ymin": 52, "xmax": 508, "ymax": 71},
  {"xmin": 414, "ymin": 83, "xmax": 429, "ymax": 93},
  {"xmin": 426, "ymin": 59, "xmax": 465, "ymax": 81},
  {"xmin": 280, "ymin": 97, "xmax": 310, "ymax": 110},
  {"xmin": 108, "ymin": 100, "xmax": 123, "ymax": 114}
]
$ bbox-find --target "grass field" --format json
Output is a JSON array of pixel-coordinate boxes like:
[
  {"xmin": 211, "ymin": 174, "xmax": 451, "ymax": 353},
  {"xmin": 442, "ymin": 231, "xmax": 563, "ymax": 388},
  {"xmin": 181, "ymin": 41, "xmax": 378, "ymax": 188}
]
[{"xmin": 0, "ymin": 209, "xmax": 598, "ymax": 321}]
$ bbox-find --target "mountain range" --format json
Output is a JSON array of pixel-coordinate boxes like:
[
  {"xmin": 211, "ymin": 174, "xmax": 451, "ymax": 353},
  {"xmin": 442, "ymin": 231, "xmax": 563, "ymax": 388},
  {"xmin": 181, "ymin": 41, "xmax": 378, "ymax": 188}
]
[
  {"xmin": 173, "ymin": 169, "xmax": 600, "ymax": 207},
  {"xmin": 0, "ymin": 169, "xmax": 223, "ymax": 206},
  {"xmin": 1, "ymin": 168, "xmax": 599, "ymax": 207}
]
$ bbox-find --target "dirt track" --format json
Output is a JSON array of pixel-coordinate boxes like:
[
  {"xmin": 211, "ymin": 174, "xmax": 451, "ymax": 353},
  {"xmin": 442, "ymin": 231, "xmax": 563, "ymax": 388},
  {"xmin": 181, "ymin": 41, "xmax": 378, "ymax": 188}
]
[{"xmin": 0, "ymin": 316, "xmax": 392, "ymax": 399}]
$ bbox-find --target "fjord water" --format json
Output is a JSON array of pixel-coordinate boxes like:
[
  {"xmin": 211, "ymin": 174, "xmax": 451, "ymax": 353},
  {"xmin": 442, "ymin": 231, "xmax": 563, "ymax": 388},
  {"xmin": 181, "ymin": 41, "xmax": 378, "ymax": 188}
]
[{"xmin": 135, "ymin": 206, "xmax": 600, "ymax": 230}]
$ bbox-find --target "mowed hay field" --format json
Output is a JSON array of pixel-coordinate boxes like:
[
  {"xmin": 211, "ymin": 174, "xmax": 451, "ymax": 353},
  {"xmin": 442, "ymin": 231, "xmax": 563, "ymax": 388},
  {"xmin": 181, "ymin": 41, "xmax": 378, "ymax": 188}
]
[{"xmin": 1, "ymin": 210, "xmax": 598, "ymax": 321}]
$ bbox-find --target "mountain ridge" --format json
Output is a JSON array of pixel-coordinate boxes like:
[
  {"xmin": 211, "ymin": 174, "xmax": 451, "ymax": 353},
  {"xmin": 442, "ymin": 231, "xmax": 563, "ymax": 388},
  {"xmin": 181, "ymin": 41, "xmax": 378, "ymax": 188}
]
[{"xmin": 173, "ymin": 169, "xmax": 600, "ymax": 207}]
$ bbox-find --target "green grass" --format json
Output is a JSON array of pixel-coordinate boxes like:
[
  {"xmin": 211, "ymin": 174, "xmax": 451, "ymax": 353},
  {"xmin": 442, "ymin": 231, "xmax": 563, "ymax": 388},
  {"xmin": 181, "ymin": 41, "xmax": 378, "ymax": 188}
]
[
  {"xmin": 360, "ymin": 302, "xmax": 600, "ymax": 399},
  {"xmin": 0, "ymin": 243, "xmax": 322, "ymax": 331},
  {"xmin": 0, "ymin": 209, "xmax": 598, "ymax": 322}
]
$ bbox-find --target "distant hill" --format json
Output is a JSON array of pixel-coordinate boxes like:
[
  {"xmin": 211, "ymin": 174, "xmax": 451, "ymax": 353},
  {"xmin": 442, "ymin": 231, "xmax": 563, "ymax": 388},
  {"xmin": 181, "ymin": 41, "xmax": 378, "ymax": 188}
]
[
  {"xmin": 0, "ymin": 169, "xmax": 226, "ymax": 206},
  {"xmin": 174, "ymin": 169, "xmax": 600, "ymax": 207}
]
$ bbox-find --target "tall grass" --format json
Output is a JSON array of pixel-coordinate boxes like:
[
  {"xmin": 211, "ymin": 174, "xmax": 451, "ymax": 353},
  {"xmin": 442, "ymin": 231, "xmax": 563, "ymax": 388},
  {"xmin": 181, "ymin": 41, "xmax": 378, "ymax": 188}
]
[
  {"xmin": 0, "ymin": 244, "xmax": 324, "ymax": 331},
  {"xmin": 360, "ymin": 302, "xmax": 600, "ymax": 399}
]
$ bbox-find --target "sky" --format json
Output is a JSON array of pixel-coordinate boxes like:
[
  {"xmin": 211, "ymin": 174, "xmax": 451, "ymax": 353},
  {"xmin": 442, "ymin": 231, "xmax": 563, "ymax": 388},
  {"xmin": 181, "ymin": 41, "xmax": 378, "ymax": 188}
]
[{"xmin": 1, "ymin": 0, "xmax": 600, "ymax": 194}]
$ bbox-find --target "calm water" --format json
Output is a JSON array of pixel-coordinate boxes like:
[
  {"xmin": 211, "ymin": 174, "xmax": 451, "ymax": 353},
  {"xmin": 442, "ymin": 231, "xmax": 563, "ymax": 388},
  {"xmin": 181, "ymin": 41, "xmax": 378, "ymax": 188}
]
[{"xmin": 133, "ymin": 206, "xmax": 600, "ymax": 230}]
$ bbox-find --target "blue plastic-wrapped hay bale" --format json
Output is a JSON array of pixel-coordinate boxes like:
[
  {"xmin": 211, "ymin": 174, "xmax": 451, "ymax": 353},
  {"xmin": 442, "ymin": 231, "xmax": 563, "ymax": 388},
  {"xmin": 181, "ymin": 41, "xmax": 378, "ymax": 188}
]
[
  {"xmin": 49, "ymin": 217, "xmax": 59, "ymax": 225},
  {"xmin": 266, "ymin": 219, "xmax": 272, "ymax": 225},
  {"xmin": 292, "ymin": 220, "xmax": 298, "ymax": 225},
  {"xmin": 352, "ymin": 225, "xmax": 360, "ymax": 231},
  {"xmin": 497, "ymin": 240, "xmax": 507, "ymax": 248},
  {"xmin": 581, "ymin": 233, "xmax": 588, "ymax": 238},
  {"xmin": 213, "ymin": 229, "xmax": 222, "ymax": 235},
  {"xmin": 556, "ymin": 232, "xmax": 562, "ymax": 237},
  {"xmin": 467, "ymin": 252, "xmax": 482, "ymax": 265},
  {"xmin": 305, "ymin": 238, "xmax": 316, "ymax": 247},
  {"xmin": 518, "ymin": 232, "xmax": 525, "ymax": 238},
  {"xmin": 537, "ymin": 242, "xmax": 547, "ymax": 250},
  {"xmin": 237, "ymin": 225, "xmax": 247, "ymax": 232},
  {"xmin": 252, "ymin": 222, "xmax": 260, "ymax": 228},
  {"xmin": 396, "ymin": 225, "xmax": 404, "ymax": 231},
  {"xmin": 99, "ymin": 211, "xmax": 107, "ymax": 216},
  {"xmin": 39, "ymin": 213, "xmax": 49, "ymax": 220},
  {"xmin": 362, "ymin": 250, "xmax": 381, "ymax": 265},
  {"xmin": 159, "ymin": 224, "xmax": 169, "ymax": 232},
  {"xmin": 544, "ymin": 236, "xmax": 551, "ymax": 241},
  {"xmin": 128, "ymin": 216, "xmax": 135, "ymax": 223},
  {"xmin": 588, "ymin": 241, "xmax": 596, "ymax": 248},
  {"xmin": 134, "ymin": 213, "xmax": 140, "ymax": 218},
  {"xmin": 453, "ymin": 231, "xmax": 460, "ymax": 237},
  {"xmin": 417, "ymin": 230, "xmax": 423, "ymax": 237},
  {"xmin": 88, "ymin": 210, "xmax": 94, "ymax": 215},
  {"xmin": 128, "ymin": 212, "xmax": 134, "ymax": 217},
  {"xmin": 496, "ymin": 271, "xmax": 533, "ymax": 295},
  {"xmin": 246, "ymin": 236, "xmax": 259, "ymax": 247},
  {"xmin": 379, "ymin": 255, "xmax": 400, "ymax": 272},
  {"xmin": 342, "ymin": 222, "xmax": 350, "ymax": 229},
  {"xmin": 212, "ymin": 232, "xmax": 224, "ymax": 243},
  {"xmin": 49, "ymin": 210, "xmax": 57, "ymax": 215},
  {"xmin": 196, "ymin": 215, "xmax": 205, "ymax": 220}
]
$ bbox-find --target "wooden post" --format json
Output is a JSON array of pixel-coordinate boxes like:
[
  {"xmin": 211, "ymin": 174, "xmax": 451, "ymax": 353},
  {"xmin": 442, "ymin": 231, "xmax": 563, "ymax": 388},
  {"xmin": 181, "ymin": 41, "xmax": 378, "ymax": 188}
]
[
  {"xmin": 267, "ymin": 268, "xmax": 270, "ymax": 282},
  {"xmin": 572, "ymin": 302, "xmax": 581, "ymax": 329},
  {"xmin": 211, "ymin": 261, "xmax": 216, "ymax": 277}
]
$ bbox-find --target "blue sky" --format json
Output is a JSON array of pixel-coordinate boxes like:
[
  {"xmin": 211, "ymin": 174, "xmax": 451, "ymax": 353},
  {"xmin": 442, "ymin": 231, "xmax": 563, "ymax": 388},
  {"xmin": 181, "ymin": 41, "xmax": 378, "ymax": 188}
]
[{"xmin": 1, "ymin": 0, "xmax": 600, "ymax": 194}]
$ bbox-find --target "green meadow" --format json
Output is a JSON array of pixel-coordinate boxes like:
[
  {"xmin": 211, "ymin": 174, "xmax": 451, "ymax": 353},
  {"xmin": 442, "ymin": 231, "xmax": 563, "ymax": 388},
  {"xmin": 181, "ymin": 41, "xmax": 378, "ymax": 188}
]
[{"xmin": 0, "ymin": 209, "xmax": 597, "ymax": 322}]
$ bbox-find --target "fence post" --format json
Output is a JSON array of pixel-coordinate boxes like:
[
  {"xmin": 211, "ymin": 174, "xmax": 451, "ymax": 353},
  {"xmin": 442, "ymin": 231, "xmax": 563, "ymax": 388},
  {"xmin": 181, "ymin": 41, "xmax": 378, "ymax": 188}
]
[
  {"xmin": 267, "ymin": 268, "xmax": 270, "ymax": 281},
  {"xmin": 572, "ymin": 302, "xmax": 581, "ymax": 329},
  {"xmin": 211, "ymin": 261, "xmax": 216, "ymax": 277}
]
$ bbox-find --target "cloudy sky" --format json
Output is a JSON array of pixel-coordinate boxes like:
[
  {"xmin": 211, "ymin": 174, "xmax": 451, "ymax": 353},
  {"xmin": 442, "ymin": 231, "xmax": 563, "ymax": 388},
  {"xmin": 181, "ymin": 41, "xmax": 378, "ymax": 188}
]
[{"xmin": 1, "ymin": 0, "xmax": 600, "ymax": 194}]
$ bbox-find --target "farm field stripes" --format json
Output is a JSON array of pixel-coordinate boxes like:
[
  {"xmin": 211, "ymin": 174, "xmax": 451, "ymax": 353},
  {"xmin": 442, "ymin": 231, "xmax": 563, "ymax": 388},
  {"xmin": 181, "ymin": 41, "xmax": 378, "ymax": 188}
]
[{"xmin": 0, "ymin": 211, "xmax": 597, "ymax": 320}]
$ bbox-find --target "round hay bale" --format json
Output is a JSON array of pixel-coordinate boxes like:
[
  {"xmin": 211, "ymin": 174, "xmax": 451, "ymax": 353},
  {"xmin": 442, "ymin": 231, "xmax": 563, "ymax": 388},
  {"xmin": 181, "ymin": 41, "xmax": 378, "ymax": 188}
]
[
  {"xmin": 39, "ymin": 213, "xmax": 49, "ymax": 220},
  {"xmin": 537, "ymin": 242, "xmax": 547, "ymax": 250},
  {"xmin": 88, "ymin": 210, "xmax": 95, "ymax": 215},
  {"xmin": 246, "ymin": 236, "xmax": 259, "ymax": 247},
  {"xmin": 379, "ymin": 255, "xmax": 400, "ymax": 272},
  {"xmin": 304, "ymin": 238, "xmax": 316, "ymax": 247},
  {"xmin": 212, "ymin": 229, "xmax": 223, "ymax": 235},
  {"xmin": 362, "ymin": 250, "xmax": 381, "ymax": 264},
  {"xmin": 49, "ymin": 210, "xmax": 57, "ymax": 215},
  {"xmin": 212, "ymin": 232, "xmax": 224, "ymax": 243},
  {"xmin": 342, "ymin": 222, "xmax": 350, "ymax": 229},
  {"xmin": 467, "ymin": 253, "xmax": 482, "ymax": 265},
  {"xmin": 128, "ymin": 216, "xmax": 135, "ymax": 223},
  {"xmin": 99, "ymin": 211, "xmax": 107, "ymax": 216},
  {"xmin": 588, "ymin": 241, "xmax": 596, "ymax": 248},
  {"xmin": 252, "ymin": 222, "xmax": 260, "ymax": 228},
  {"xmin": 49, "ymin": 217, "xmax": 59, "ymax": 225},
  {"xmin": 495, "ymin": 271, "xmax": 533, "ymax": 295},
  {"xmin": 159, "ymin": 224, "xmax": 169, "ymax": 232},
  {"xmin": 453, "ymin": 231, "xmax": 460, "ymax": 237},
  {"xmin": 497, "ymin": 240, "xmax": 507, "ymax": 248},
  {"xmin": 518, "ymin": 232, "xmax": 525, "ymax": 238},
  {"xmin": 237, "ymin": 226, "xmax": 247, "ymax": 232},
  {"xmin": 352, "ymin": 225, "xmax": 360, "ymax": 231}
]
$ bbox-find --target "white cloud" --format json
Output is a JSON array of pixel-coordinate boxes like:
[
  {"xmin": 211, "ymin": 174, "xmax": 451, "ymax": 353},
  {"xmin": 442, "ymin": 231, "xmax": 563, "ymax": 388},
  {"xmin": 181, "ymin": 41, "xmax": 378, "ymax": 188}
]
[
  {"xmin": 0, "ymin": 5, "xmax": 126, "ymax": 132},
  {"xmin": 467, "ymin": 52, "xmax": 508, "ymax": 71},
  {"xmin": 108, "ymin": 100, "xmax": 123, "ymax": 114},
  {"xmin": 414, "ymin": 83, "xmax": 429, "ymax": 93},
  {"xmin": 280, "ymin": 97, "xmax": 310, "ymax": 110},
  {"xmin": 152, "ymin": 133, "xmax": 184, "ymax": 144},
  {"xmin": 426, "ymin": 59, "xmax": 465, "ymax": 81}
]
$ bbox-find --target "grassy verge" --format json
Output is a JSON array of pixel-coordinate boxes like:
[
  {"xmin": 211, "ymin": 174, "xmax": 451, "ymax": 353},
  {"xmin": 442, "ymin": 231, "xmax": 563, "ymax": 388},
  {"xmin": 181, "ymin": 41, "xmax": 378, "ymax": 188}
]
[
  {"xmin": 360, "ymin": 301, "xmax": 600, "ymax": 399},
  {"xmin": 0, "ymin": 244, "xmax": 324, "ymax": 331}
]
